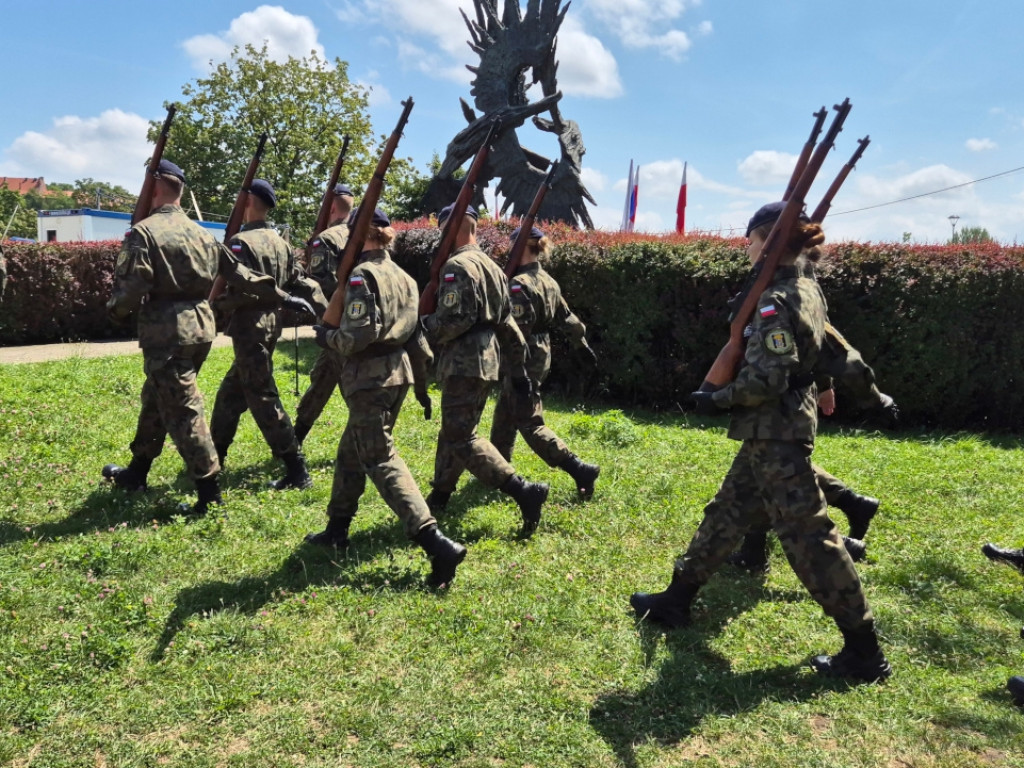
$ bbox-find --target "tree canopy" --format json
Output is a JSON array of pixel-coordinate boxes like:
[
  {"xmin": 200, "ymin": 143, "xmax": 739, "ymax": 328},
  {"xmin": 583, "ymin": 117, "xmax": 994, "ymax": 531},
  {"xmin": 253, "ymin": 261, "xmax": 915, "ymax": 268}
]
[
  {"xmin": 950, "ymin": 226, "xmax": 993, "ymax": 245},
  {"xmin": 150, "ymin": 43, "xmax": 425, "ymax": 240}
]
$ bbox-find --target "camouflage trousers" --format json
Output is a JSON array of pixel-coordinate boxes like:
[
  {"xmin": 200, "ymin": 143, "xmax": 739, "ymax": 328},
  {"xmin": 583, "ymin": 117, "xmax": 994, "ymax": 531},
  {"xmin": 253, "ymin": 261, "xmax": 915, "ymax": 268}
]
[
  {"xmin": 210, "ymin": 330, "xmax": 298, "ymax": 459},
  {"xmin": 676, "ymin": 439, "xmax": 874, "ymax": 632},
  {"xmin": 295, "ymin": 347, "xmax": 343, "ymax": 431},
  {"xmin": 327, "ymin": 384, "xmax": 435, "ymax": 539},
  {"xmin": 489, "ymin": 377, "xmax": 569, "ymax": 465},
  {"xmin": 432, "ymin": 375, "xmax": 516, "ymax": 494},
  {"xmin": 129, "ymin": 343, "xmax": 219, "ymax": 481}
]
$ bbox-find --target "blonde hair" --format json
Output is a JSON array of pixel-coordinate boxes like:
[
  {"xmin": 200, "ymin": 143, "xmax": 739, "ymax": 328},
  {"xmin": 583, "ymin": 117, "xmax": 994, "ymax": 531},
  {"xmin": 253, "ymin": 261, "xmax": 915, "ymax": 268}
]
[
  {"xmin": 751, "ymin": 220, "xmax": 825, "ymax": 262},
  {"xmin": 368, "ymin": 225, "xmax": 396, "ymax": 248},
  {"xmin": 528, "ymin": 236, "xmax": 552, "ymax": 256}
]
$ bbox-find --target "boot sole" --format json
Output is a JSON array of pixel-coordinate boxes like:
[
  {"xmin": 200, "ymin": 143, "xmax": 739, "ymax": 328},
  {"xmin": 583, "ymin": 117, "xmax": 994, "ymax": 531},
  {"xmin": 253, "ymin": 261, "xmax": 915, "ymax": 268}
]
[
  {"xmin": 982, "ymin": 543, "xmax": 1024, "ymax": 575},
  {"xmin": 429, "ymin": 547, "xmax": 467, "ymax": 587}
]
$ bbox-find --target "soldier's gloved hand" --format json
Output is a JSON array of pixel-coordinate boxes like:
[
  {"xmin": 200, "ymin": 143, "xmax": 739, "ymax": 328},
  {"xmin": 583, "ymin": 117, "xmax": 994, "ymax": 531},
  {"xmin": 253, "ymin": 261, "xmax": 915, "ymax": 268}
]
[
  {"xmin": 691, "ymin": 390, "xmax": 722, "ymax": 416},
  {"xmin": 415, "ymin": 388, "xmax": 432, "ymax": 420},
  {"xmin": 580, "ymin": 344, "xmax": 598, "ymax": 367},
  {"xmin": 511, "ymin": 367, "xmax": 533, "ymax": 399},
  {"xmin": 283, "ymin": 294, "xmax": 316, "ymax": 316},
  {"xmin": 313, "ymin": 323, "xmax": 338, "ymax": 349},
  {"xmin": 878, "ymin": 393, "xmax": 900, "ymax": 429}
]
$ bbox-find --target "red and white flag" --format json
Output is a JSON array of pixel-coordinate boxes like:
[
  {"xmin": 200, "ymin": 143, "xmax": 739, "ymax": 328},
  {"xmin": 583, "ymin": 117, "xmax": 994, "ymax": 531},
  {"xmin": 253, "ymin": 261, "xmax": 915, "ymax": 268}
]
[
  {"xmin": 675, "ymin": 162, "xmax": 687, "ymax": 234},
  {"xmin": 621, "ymin": 160, "xmax": 634, "ymax": 231}
]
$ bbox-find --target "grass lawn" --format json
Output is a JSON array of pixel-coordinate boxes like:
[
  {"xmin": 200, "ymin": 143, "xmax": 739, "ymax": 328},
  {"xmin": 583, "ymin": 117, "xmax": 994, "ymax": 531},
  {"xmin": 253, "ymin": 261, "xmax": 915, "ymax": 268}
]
[{"xmin": 1, "ymin": 339, "xmax": 1023, "ymax": 767}]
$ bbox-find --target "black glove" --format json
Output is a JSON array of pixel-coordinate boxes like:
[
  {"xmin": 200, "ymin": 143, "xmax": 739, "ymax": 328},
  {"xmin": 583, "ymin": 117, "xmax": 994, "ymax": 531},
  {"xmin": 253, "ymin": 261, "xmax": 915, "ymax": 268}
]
[
  {"xmin": 580, "ymin": 344, "xmax": 598, "ymax": 367},
  {"xmin": 283, "ymin": 294, "xmax": 316, "ymax": 317},
  {"xmin": 313, "ymin": 323, "xmax": 337, "ymax": 349},
  {"xmin": 415, "ymin": 388, "xmax": 432, "ymax": 420},
  {"xmin": 511, "ymin": 367, "xmax": 533, "ymax": 399},
  {"xmin": 878, "ymin": 393, "xmax": 900, "ymax": 429},
  {"xmin": 691, "ymin": 390, "xmax": 721, "ymax": 416}
]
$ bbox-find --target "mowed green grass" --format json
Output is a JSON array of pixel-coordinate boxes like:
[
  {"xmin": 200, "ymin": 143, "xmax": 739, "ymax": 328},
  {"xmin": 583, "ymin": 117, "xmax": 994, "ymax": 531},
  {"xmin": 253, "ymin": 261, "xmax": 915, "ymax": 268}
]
[{"xmin": 1, "ymin": 340, "xmax": 1023, "ymax": 767}]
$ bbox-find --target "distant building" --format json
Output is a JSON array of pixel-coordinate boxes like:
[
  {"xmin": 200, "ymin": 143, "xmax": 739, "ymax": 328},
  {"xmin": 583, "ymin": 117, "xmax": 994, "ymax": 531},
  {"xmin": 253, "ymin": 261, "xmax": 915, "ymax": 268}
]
[
  {"xmin": 37, "ymin": 208, "xmax": 226, "ymax": 243},
  {"xmin": 0, "ymin": 176, "xmax": 52, "ymax": 196}
]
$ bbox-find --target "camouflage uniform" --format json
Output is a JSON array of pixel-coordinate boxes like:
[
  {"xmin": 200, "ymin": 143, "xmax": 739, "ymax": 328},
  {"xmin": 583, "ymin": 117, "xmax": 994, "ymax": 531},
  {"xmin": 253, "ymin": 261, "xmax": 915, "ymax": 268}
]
[
  {"xmin": 295, "ymin": 220, "xmax": 350, "ymax": 436},
  {"xmin": 319, "ymin": 249, "xmax": 435, "ymax": 537},
  {"xmin": 421, "ymin": 243, "xmax": 527, "ymax": 494},
  {"xmin": 0, "ymin": 244, "xmax": 6, "ymax": 302},
  {"xmin": 490, "ymin": 262, "xmax": 589, "ymax": 464},
  {"xmin": 681, "ymin": 262, "xmax": 875, "ymax": 632},
  {"xmin": 106, "ymin": 204, "xmax": 281, "ymax": 482},
  {"xmin": 209, "ymin": 221, "xmax": 325, "ymax": 460}
]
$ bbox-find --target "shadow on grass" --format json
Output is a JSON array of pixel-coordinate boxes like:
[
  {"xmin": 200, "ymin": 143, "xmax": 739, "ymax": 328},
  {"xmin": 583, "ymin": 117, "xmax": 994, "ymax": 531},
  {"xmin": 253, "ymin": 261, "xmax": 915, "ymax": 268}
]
[
  {"xmin": 591, "ymin": 574, "xmax": 859, "ymax": 768},
  {"xmin": 150, "ymin": 525, "xmax": 442, "ymax": 662}
]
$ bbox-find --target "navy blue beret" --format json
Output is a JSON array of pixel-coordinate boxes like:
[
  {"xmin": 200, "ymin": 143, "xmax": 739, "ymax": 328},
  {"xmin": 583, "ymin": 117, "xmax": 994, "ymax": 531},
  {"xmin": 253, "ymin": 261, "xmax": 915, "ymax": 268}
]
[
  {"xmin": 746, "ymin": 201, "xmax": 809, "ymax": 238},
  {"xmin": 249, "ymin": 178, "xmax": 276, "ymax": 208},
  {"xmin": 510, "ymin": 225, "xmax": 544, "ymax": 242},
  {"xmin": 437, "ymin": 203, "xmax": 479, "ymax": 226},
  {"xmin": 155, "ymin": 159, "xmax": 185, "ymax": 183},
  {"xmin": 333, "ymin": 183, "xmax": 354, "ymax": 197},
  {"xmin": 349, "ymin": 206, "xmax": 390, "ymax": 228}
]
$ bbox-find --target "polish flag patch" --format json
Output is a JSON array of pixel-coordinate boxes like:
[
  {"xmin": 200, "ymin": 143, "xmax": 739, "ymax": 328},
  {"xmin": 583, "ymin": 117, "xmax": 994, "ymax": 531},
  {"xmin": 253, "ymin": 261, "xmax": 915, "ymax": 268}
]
[
  {"xmin": 760, "ymin": 304, "xmax": 778, "ymax": 318},
  {"xmin": 230, "ymin": 243, "xmax": 243, "ymax": 253},
  {"xmin": 312, "ymin": 239, "xmax": 321, "ymax": 247},
  {"xmin": 444, "ymin": 272, "xmax": 456, "ymax": 283},
  {"xmin": 349, "ymin": 275, "xmax": 364, "ymax": 286},
  {"xmin": 510, "ymin": 284, "xmax": 523, "ymax": 293}
]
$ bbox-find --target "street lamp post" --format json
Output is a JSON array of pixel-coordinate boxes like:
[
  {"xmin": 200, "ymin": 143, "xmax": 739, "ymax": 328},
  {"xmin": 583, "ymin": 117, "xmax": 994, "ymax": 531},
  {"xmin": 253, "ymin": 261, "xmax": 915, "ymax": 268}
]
[{"xmin": 948, "ymin": 214, "xmax": 960, "ymax": 241}]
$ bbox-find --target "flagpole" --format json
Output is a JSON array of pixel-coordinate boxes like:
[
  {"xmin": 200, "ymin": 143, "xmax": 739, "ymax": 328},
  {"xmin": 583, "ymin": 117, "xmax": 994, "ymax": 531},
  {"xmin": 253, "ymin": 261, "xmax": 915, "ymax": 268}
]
[
  {"xmin": 676, "ymin": 161, "xmax": 688, "ymax": 234},
  {"xmin": 621, "ymin": 159, "xmax": 634, "ymax": 231}
]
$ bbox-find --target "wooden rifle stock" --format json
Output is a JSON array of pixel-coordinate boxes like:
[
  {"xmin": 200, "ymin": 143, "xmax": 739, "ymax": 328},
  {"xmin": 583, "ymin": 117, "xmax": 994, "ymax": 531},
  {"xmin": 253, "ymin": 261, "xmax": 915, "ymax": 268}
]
[
  {"xmin": 131, "ymin": 104, "xmax": 176, "ymax": 226},
  {"xmin": 811, "ymin": 135, "xmax": 870, "ymax": 223},
  {"xmin": 783, "ymin": 107, "xmax": 827, "ymax": 202},
  {"xmin": 322, "ymin": 98, "xmax": 415, "ymax": 327},
  {"xmin": 504, "ymin": 161, "xmax": 558, "ymax": 278},
  {"xmin": 418, "ymin": 119, "xmax": 501, "ymax": 316},
  {"xmin": 305, "ymin": 135, "xmax": 351, "ymax": 264},
  {"xmin": 700, "ymin": 99, "xmax": 852, "ymax": 391},
  {"xmin": 209, "ymin": 133, "xmax": 269, "ymax": 302}
]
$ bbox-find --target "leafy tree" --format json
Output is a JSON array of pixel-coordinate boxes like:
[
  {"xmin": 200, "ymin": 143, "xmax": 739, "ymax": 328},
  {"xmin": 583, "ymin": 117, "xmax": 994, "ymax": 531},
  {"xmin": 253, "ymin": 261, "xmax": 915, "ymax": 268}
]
[
  {"xmin": 0, "ymin": 187, "xmax": 37, "ymax": 239},
  {"xmin": 152, "ymin": 43, "xmax": 420, "ymax": 237},
  {"xmin": 950, "ymin": 226, "xmax": 993, "ymax": 245},
  {"xmin": 69, "ymin": 178, "xmax": 135, "ymax": 212}
]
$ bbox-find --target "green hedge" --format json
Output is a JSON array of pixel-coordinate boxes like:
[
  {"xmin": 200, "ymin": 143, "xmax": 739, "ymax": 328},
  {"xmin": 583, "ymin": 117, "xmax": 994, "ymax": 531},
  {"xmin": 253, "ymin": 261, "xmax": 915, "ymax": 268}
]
[{"xmin": 4, "ymin": 227, "xmax": 1024, "ymax": 431}]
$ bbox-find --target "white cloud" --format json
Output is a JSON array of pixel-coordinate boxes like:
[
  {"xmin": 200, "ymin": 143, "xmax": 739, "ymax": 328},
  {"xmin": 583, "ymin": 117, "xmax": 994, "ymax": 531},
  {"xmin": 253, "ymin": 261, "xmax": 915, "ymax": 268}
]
[
  {"xmin": 966, "ymin": 137, "xmax": 997, "ymax": 152},
  {"xmin": 182, "ymin": 5, "xmax": 325, "ymax": 71},
  {"xmin": 0, "ymin": 109, "xmax": 151, "ymax": 191},
  {"xmin": 555, "ymin": 16, "xmax": 623, "ymax": 98},
  {"xmin": 737, "ymin": 150, "xmax": 799, "ymax": 186},
  {"xmin": 356, "ymin": 70, "xmax": 392, "ymax": 107},
  {"xmin": 586, "ymin": 0, "xmax": 702, "ymax": 60},
  {"xmin": 580, "ymin": 166, "xmax": 608, "ymax": 193}
]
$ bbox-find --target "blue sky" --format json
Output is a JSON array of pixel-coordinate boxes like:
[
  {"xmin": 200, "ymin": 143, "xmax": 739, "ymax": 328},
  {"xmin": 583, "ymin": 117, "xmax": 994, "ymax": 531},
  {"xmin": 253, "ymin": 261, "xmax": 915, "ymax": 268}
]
[{"xmin": 2, "ymin": 0, "xmax": 1023, "ymax": 242}]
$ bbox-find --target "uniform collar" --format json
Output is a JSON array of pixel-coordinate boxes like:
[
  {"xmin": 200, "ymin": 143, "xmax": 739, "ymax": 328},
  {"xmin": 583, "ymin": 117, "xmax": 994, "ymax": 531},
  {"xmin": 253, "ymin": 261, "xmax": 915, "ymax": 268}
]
[
  {"xmin": 357, "ymin": 248, "xmax": 388, "ymax": 264},
  {"xmin": 514, "ymin": 262, "xmax": 541, "ymax": 276},
  {"xmin": 241, "ymin": 220, "xmax": 271, "ymax": 232}
]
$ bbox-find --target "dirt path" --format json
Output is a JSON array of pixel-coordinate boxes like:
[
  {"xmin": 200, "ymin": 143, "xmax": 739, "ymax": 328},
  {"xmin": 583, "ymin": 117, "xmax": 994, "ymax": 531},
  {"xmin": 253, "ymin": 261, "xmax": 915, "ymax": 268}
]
[{"xmin": 0, "ymin": 327, "xmax": 317, "ymax": 365}]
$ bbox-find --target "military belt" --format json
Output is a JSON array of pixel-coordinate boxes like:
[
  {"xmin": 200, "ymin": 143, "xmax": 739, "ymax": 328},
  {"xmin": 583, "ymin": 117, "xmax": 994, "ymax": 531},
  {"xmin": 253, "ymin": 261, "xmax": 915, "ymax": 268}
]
[{"xmin": 350, "ymin": 342, "xmax": 400, "ymax": 361}]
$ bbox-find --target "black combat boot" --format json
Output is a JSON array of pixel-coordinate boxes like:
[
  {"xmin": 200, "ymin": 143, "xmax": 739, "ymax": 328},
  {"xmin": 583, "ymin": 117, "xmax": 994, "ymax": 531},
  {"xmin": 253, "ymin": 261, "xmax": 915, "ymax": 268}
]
[
  {"xmin": 102, "ymin": 457, "xmax": 152, "ymax": 492},
  {"xmin": 1008, "ymin": 676, "xmax": 1024, "ymax": 707},
  {"xmin": 629, "ymin": 569, "xmax": 699, "ymax": 629},
  {"xmin": 810, "ymin": 624, "xmax": 892, "ymax": 682},
  {"xmin": 558, "ymin": 453, "xmax": 600, "ymax": 499},
  {"xmin": 425, "ymin": 488, "xmax": 452, "ymax": 515},
  {"xmin": 727, "ymin": 530, "xmax": 771, "ymax": 575},
  {"xmin": 214, "ymin": 443, "xmax": 229, "ymax": 468},
  {"xmin": 500, "ymin": 474, "xmax": 549, "ymax": 535},
  {"xmin": 304, "ymin": 515, "xmax": 352, "ymax": 548},
  {"xmin": 180, "ymin": 475, "xmax": 224, "ymax": 517},
  {"xmin": 834, "ymin": 490, "xmax": 879, "ymax": 541},
  {"xmin": 982, "ymin": 543, "xmax": 1024, "ymax": 575},
  {"xmin": 843, "ymin": 536, "xmax": 867, "ymax": 562},
  {"xmin": 413, "ymin": 524, "xmax": 467, "ymax": 587},
  {"xmin": 269, "ymin": 450, "xmax": 313, "ymax": 491},
  {"xmin": 293, "ymin": 421, "xmax": 311, "ymax": 448}
]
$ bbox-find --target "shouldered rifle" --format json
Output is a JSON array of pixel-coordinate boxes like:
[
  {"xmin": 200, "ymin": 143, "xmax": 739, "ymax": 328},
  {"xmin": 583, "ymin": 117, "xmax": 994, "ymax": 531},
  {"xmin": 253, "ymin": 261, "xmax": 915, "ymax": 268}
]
[
  {"xmin": 783, "ymin": 107, "xmax": 828, "ymax": 202},
  {"xmin": 132, "ymin": 104, "xmax": 176, "ymax": 226},
  {"xmin": 699, "ymin": 98, "xmax": 852, "ymax": 392},
  {"xmin": 811, "ymin": 135, "xmax": 869, "ymax": 223},
  {"xmin": 505, "ymin": 161, "xmax": 558, "ymax": 278},
  {"xmin": 418, "ymin": 119, "xmax": 501, "ymax": 315},
  {"xmin": 305, "ymin": 134, "xmax": 351, "ymax": 266},
  {"xmin": 321, "ymin": 97, "xmax": 415, "ymax": 327},
  {"xmin": 209, "ymin": 132, "xmax": 269, "ymax": 302}
]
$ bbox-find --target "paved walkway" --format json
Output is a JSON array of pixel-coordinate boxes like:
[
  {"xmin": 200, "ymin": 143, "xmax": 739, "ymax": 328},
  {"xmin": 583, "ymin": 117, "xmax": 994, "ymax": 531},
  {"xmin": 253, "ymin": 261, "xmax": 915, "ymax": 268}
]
[{"xmin": 0, "ymin": 326, "xmax": 317, "ymax": 365}]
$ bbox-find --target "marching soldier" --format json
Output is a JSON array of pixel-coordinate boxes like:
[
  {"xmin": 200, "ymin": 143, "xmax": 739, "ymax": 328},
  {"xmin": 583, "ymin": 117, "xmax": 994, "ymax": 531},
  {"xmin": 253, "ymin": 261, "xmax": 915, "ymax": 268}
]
[
  {"xmin": 420, "ymin": 205, "xmax": 549, "ymax": 534},
  {"xmin": 306, "ymin": 207, "xmax": 465, "ymax": 587},
  {"xmin": 490, "ymin": 225, "xmax": 600, "ymax": 497},
  {"xmin": 209, "ymin": 179, "xmax": 326, "ymax": 489}
]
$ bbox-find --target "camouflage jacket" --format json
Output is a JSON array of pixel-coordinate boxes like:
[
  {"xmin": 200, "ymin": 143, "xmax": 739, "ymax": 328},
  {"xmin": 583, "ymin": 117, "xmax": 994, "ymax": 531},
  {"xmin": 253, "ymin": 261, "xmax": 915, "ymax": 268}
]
[
  {"xmin": 0, "ymin": 245, "xmax": 6, "ymax": 302},
  {"xmin": 711, "ymin": 262, "xmax": 826, "ymax": 442},
  {"xmin": 308, "ymin": 219, "xmax": 350, "ymax": 298},
  {"xmin": 221, "ymin": 221, "xmax": 326, "ymax": 339},
  {"xmin": 107, "ymin": 205, "xmax": 283, "ymax": 348},
  {"xmin": 421, "ymin": 243, "xmax": 526, "ymax": 383},
  {"xmin": 508, "ymin": 262, "xmax": 588, "ymax": 384},
  {"xmin": 816, "ymin": 323, "xmax": 885, "ymax": 409},
  {"xmin": 323, "ymin": 249, "xmax": 423, "ymax": 396}
]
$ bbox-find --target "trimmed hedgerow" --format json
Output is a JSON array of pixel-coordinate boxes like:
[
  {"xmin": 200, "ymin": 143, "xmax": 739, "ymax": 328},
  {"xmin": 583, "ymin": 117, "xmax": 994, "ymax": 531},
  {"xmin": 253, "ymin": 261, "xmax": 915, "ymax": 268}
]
[{"xmin": 4, "ymin": 228, "xmax": 1024, "ymax": 431}]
